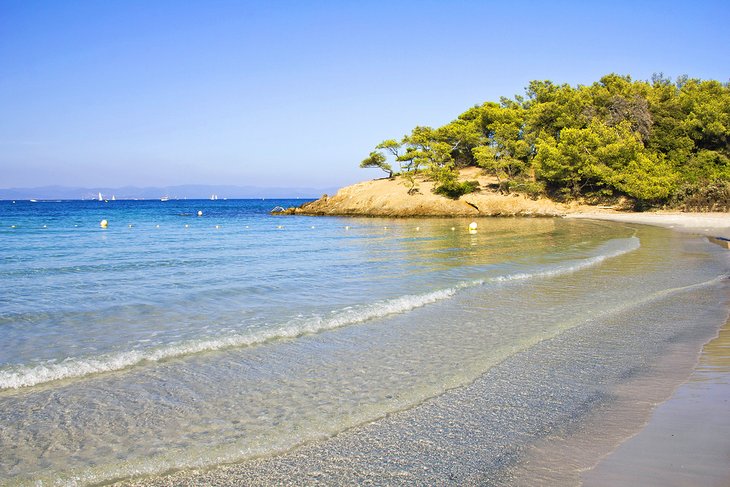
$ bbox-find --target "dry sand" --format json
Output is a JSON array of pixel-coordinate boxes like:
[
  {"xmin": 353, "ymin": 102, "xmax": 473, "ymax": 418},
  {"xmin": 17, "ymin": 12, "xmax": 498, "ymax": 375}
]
[{"xmin": 566, "ymin": 212, "xmax": 730, "ymax": 240}]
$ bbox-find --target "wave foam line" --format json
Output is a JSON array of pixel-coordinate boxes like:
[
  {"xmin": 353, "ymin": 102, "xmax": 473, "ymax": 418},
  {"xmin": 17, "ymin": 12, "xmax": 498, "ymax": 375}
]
[
  {"xmin": 0, "ymin": 287, "xmax": 463, "ymax": 390},
  {"xmin": 0, "ymin": 237, "xmax": 641, "ymax": 390},
  {"xmin": 491, "ymin": 236, "xmax": 641, "ymax": 282}
]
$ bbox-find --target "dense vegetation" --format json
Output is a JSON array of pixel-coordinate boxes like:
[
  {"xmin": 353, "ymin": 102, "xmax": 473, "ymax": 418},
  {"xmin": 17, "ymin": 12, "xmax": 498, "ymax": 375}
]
[{"xmin": 360, "ymin": 74, "xmax": 730, "ymax": 210}]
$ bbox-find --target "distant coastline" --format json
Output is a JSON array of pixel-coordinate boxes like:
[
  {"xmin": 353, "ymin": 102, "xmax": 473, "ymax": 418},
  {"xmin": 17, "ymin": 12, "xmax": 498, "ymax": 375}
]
[{"xmin": 0, "ymin": 184, "xmax": 336, "ymax": 201}]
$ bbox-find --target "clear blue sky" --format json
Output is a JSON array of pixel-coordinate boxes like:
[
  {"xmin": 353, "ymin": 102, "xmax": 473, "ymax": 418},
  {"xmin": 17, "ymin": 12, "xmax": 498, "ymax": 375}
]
[{"xmin": 1, "ymin": 0, "xmax": 728, "ymax": 189}]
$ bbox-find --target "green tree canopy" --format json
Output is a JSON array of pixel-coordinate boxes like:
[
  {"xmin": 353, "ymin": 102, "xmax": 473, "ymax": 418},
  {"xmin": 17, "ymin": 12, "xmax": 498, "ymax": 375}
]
[
  {"xmin": 360, "ymin": 151, "xmax": 393, "ymax": 178},
  {"xmin": 359, "ymin": 73, "xmax": 730, "ymax": 208}
]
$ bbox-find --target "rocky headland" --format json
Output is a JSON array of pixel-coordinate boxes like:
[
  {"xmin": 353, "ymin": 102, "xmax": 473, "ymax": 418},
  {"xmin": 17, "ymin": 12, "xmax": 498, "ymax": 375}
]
[{"xmin": 285, "ymin": 168, "xmax": 581, "ymax": 217}]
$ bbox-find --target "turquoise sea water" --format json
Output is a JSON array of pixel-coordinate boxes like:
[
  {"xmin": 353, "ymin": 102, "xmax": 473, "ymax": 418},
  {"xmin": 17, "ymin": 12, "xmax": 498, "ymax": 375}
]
[{"xmin": 0, "ymin": 200, "xmax": 728, "ymax": 485}]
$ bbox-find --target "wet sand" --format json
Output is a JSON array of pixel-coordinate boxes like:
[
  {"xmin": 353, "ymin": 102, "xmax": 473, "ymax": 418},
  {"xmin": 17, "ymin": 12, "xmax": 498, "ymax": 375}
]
[
  {"xmin": 507, "ymin": 317, "xmax": 730, "ymax": 487},
  {"xmin": 581, "ymin": 319, "xmax": 730, "ymax": 486}
]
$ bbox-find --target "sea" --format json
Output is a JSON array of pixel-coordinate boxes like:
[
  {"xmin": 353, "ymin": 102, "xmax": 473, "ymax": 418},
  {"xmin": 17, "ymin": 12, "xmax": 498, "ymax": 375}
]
[{"xmin": 0, "ymin": 199, "xmax": 728, "ymax": 485}]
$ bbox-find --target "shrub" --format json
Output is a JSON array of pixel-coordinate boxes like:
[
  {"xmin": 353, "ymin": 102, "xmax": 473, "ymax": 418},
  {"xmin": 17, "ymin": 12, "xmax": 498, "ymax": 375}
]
[
  {"xmin": 507, "ymin": 180, "xmax": 546, "ymax": 199},
  {"xmin": 434, "ymin": 180, "xmax": 480, "ymax": 199},
  {"xmin": 670, "ymin": 181, "xmax": 730, "ymax": 211}
]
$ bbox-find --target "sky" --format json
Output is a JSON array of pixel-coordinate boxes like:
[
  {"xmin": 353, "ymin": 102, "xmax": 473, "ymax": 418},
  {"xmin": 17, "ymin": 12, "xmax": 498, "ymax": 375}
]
[{"xmin": 1, "ymin": 0, "xmax": 728, "ymax": 190}]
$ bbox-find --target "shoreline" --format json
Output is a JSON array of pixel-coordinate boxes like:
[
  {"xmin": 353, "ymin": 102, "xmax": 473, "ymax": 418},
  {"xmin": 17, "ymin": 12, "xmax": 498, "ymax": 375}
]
[
  {"xmin": 116, "ymin": 216, "xmax": 730, "ymax": 487},
  {"xmin": 513, "ymin": 214, "xmax": 730, "ymax": 486},
  {"xmin": 567, "ymin": 213, "xmax": 730, "ymax": 486},
  {"xmin": 117, "ymin": 285, "xmax": 730, "ymax": 487},
  {"xmin": 582, "ymin": 318, "xmax": 730, "ymax": 486},
  {"xmin": 564, "ymin": 211, "xmax": 730, "ymax": 240}
]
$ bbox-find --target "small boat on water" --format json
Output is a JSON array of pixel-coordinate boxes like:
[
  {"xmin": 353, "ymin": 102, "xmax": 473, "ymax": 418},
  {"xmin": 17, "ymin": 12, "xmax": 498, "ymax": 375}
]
[{"xmin": 160, "ymin": 196, "xmax": 170, "ymax": 202}]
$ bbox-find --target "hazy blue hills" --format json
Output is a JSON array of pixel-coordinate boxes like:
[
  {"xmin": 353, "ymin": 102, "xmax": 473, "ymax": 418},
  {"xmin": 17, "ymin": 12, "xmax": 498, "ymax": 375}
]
[{"xmin": 0, "ymin": 184, "xmax": 337, "ymax": 201}]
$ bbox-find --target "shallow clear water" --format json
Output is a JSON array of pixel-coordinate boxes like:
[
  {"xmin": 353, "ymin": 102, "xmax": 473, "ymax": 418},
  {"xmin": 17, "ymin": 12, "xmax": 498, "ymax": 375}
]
[{"xmin": 0, "ymin": 200, "xmax": 727, "ymax": 485}]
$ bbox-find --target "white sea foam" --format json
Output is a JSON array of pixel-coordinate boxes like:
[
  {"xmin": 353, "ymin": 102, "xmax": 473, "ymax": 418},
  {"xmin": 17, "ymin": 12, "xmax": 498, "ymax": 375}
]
[
  {"xmin": 491, "ymin": 236, "xmax": 641, "ymax": 282},
  {"xmin": 0, "ymin": 237, "xmax": 642, "ymax": 390},
  {"xmin": 0, "ymin": 288, "xmax": 461, "ymax": 390}
]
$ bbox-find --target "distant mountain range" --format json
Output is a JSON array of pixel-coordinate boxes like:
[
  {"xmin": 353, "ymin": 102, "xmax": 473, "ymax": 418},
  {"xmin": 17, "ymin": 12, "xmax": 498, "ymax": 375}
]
[{"xmin": 0, "ymin": 184, "xmax": 339, "ymax": 201}]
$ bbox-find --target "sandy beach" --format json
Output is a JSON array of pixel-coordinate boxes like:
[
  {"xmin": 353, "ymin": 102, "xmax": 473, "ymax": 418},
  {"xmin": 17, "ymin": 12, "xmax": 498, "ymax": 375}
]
[{"xmin": 565, "ymin": 212, "xmax": 730, "ymax": 240}]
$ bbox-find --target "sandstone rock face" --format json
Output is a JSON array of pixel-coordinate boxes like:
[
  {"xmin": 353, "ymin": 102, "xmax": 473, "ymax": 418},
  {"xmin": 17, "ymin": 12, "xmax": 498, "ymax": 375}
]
[{"xmin": 292, "ymin": 168, "xmax": 570, "ymax": 217}]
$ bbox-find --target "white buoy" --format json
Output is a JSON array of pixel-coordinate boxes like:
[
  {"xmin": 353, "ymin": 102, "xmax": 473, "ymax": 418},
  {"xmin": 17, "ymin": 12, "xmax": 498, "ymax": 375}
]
[
  {"xmin": 469, "ymin": 222, "xmax": 478, "ymax": 231},
  {"xmin": 197, "ymin": 210, "xmax": 203, "ymax": 217},
  {"xmin": 11, "ymin": 225, "xmax": 16, "ymax": 228},
  {"xmin": 451, "ymin": 227, "xmax": 455, "ymax": 231},
  {"xmin": 345, "ymin": 226, "xmax": 350, "ymax": 230},
  {"xmin": 156, "ymin": 224, "xmax": 160, "ymax": 228},
  {"xmin": 415, "ymin": 226, "xmax": 420, "ymax": 231},
  {"xmin": 128, "ymin": 224, "xmax": 133, "ymax": 228},
  {"xmin": 311, "ymin": 226, "xmax": 315, "ymax": 229},
  {"xmin": 100, "ymin": 219, "xmax": 108, "ymax": 228},
  {"xmin": 43, "ymin": 225, "xmax": 47, "ymax": 228},
  {"xmin": 185, "ymin": 224, "xmax": 189, "ymax": 228},
  {"xmin": 215, "ymin": 225, "xmax": 220, "ymax": 229},
  {"xmin": 277, "ymin": 225, "xmax": 283, "ymax": 229}
]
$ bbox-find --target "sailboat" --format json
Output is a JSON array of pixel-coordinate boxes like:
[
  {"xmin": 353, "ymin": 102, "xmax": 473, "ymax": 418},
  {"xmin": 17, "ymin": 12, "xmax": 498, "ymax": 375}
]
[
  {"xmin": 112, "ymin": 195, "xmax": 116, "ymax": 201},
  {"xmin": 210, "ymin": 194, "xmax": 218, "ymax": 200},
  {"xmin": 98, "ymin": 192, "xmax": 103, "ymax": 201}
]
